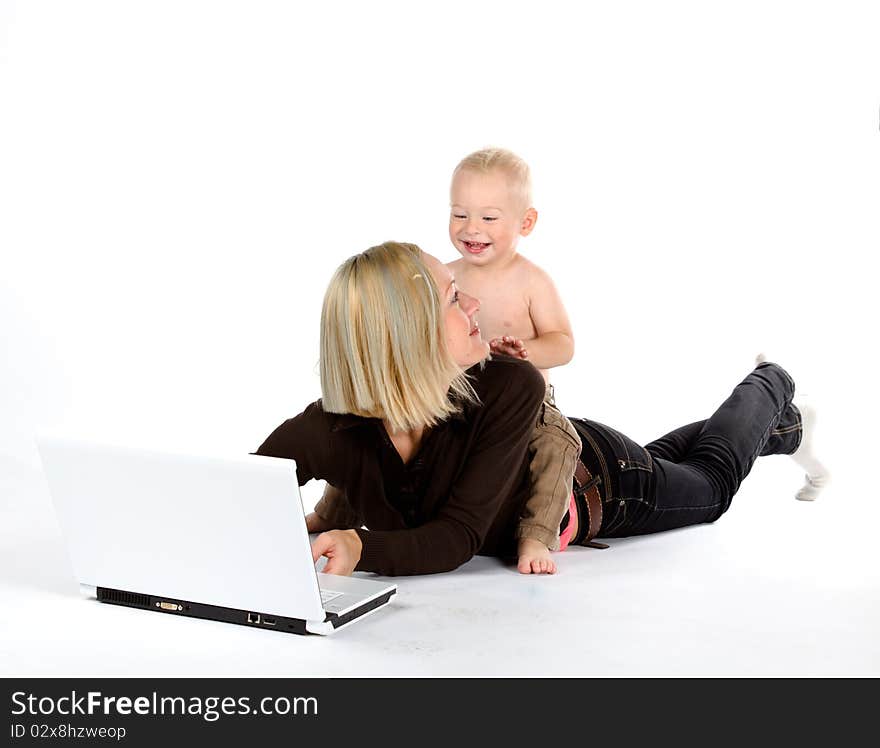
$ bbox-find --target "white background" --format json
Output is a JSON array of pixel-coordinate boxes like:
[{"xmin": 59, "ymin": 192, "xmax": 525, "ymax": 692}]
[{"xmin": 1, "ymin": 0, "xmax": 878, "ymax": 676}]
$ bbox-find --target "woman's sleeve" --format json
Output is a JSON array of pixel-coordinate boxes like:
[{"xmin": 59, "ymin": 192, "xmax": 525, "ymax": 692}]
[
  {"xmin": 354, "ymin": 361, "xmax": 546, "ymax": 576},
  {"xmin": 314, "ymin": 483, "xmax": 364, "ymax": 529},
  {"xmin": 253, "ymin": 402, "xmax": 336, "ymax": 487}
]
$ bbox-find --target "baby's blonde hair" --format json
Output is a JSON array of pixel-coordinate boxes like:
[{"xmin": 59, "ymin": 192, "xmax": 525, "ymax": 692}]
[
  {"xmin": 452, "ymin": 147, "xmax": 533, "ymax": 210},
  {"xmin": 320, "ymin": 241, "xmax": 478, "ymax": 433}
]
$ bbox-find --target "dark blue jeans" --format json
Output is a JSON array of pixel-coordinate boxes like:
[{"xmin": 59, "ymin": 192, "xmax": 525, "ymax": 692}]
[{"xmin": 569, "ymin": 362, "xmax": 803, "ymax": 538}]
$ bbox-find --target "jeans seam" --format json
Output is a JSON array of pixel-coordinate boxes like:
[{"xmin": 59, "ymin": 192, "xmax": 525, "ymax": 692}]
[
  {"xmin": 771, "ymin": 422, "xmax": 802, "ymax": 435},
  {"xmin": 650, "ymin": 503, "xmax": 721, "ymax": 511},
  {"xmin": 789, "ymin": 403, "xmax": 803, "ymax": 453},
  {"xmin": 751, "ymin": 388, "xmax": 792, "ymax": 468},
  {"xmin": 603, "ymin": 500, "xmax": 627, "ymax": 534}
]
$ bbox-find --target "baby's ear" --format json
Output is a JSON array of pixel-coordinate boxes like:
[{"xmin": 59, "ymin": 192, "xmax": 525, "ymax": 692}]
[{"xmin": 520, "ymin": 208, "xmax": 538, "ymax": 236}]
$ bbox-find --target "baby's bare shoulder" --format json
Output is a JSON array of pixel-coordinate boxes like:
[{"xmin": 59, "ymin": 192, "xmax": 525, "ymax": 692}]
[{"xmin": 512, "ymin": 254, "xmax": 558, "ymax": 289}]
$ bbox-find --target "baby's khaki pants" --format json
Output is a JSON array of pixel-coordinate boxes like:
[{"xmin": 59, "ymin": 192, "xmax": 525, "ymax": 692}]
[{"xmin": 515, "ymin": 387, "xmax": 581, "ymax": 551}]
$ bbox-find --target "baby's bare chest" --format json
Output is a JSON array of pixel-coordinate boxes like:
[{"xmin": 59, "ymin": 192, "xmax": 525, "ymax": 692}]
[{"xmin": 462, "ymin": 278, "xmax": 535, "ymax": 339}]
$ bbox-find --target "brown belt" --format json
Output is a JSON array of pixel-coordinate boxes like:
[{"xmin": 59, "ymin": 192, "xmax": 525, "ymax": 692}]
[{"xmin": 573, "ymin": 460, "xmax": 610, "ymax": 550}]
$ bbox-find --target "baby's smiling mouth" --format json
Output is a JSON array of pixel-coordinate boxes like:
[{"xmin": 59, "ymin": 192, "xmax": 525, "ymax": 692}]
[{"xmin": 462, "ymin": 241, "xmax": 491, "ymax": 253}]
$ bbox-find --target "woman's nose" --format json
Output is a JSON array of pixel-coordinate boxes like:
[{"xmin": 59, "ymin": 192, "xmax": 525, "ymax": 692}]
[{"xmin": 460, "ymin": 291, "xmax": 480, "ymax": 315}]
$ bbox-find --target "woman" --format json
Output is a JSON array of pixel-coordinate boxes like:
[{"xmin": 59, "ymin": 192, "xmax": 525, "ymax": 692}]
[{"xmin": 255, "ymin": 242, "xmax": 828, "ymax": 576}]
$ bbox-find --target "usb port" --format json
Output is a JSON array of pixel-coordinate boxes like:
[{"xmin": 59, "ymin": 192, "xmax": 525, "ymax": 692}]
[
  {"xmin": 263, "ymin": 617, "xmax": 276, "ymax": 626},
  {"xmin": 247, "ymin": 612, "xmax": 260, "ymax": 624}
]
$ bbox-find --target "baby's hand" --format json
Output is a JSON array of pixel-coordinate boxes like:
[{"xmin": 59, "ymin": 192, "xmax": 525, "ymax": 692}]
[{"xmin": 489, "ymin": 336, "xmax": 529, "ymax": 359}]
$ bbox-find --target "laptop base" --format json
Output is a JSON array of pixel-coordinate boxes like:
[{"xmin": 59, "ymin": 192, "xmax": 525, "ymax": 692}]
[{"xmin": 96, "ymin": 586, "xmax": 394, "ymax": 636}]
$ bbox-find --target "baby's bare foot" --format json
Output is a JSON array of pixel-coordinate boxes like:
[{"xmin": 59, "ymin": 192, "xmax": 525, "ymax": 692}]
[{"xmin": 517, "ymin": 538, "xmax": 557, "ymax": 575}]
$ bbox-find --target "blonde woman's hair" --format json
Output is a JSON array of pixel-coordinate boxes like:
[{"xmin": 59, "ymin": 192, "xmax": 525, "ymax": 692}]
[
  {"xmin": 452, "ymin": 147, "xmax": 533, "ymax": 210},
  {"xmin": 320, "ymin": 241, "xmax": 478, "ymax": 433}
]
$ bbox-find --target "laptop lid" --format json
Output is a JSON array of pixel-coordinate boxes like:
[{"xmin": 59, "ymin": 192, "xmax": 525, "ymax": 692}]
[{"xmin": 36, "ymin": 434, "xmax": 330, "ymax": 622}]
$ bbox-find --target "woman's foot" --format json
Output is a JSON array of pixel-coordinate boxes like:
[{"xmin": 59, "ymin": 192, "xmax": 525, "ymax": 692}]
[
  {"xmin": 795, "ymin": 473, "xmax": 829, "ymax": 501},
  {"xmin": 755, "ymin": 354, "xmax": 830, "ymax": 500},
  {"xmin": 517, "ymin": 538, "xmax": 557, "ymax": 575},
  {"xmin": 791, "ymin": 401, "xmax": 830, "ymax": 501}
]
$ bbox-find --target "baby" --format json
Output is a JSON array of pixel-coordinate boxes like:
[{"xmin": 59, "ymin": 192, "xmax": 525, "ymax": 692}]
[
  {"xmin": 310, "ymin": 147, "xmax": 580, "ymax": 575},
  {"xmin": 447, "ymin": 147, "xmax": 580, "ymax": 575}
]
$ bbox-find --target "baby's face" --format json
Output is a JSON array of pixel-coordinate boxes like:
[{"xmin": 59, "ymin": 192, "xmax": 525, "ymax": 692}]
[{"xmin": 449, "ymin": 169, "xmax": 531, "ymax": 268}]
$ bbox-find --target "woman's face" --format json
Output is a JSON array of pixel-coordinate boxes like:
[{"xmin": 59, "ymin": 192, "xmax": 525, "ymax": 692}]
[{"xmin": 421, "ymin": 252, "xmax": 489, "ymax": 368}]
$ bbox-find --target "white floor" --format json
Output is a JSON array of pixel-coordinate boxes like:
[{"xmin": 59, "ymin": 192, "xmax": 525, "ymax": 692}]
[{"xmin": 2, "ymin": 454, "xmax": 877, "ymax": 678}]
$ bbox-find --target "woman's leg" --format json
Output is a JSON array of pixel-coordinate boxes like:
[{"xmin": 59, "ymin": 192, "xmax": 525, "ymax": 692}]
[
  {"xmin": 643, "ymin": 421, "xmax": 705, "ymax": 462},
  {"xmin": 606, "ymin": 362, "xmax": 802, "ymax": 536}
]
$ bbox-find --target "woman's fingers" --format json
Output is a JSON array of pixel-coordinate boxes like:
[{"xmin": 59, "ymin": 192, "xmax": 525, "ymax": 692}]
[
  {"xmin": 310, "ymin": 531, "xmax": 333, "ymax": 564},
  {"xmin": 323, "ymin": 555, "xmax": 348, "ymax": 575},
  {"xmin": 305, "ymin": 511, "xmax": 332, "ymax": 533},
  {"xmin": 310, "ymin": 529, "xmax": 363, "ymax": 576}
]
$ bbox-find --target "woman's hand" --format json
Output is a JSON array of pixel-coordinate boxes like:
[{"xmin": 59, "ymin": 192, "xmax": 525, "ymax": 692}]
[
  {"xmin": 310, "ymin": 529, "xmax": 363, "ymax": 576},
  {"xmin": 305, "ymin": 511, "xmax": 334, "ymax": 533}
]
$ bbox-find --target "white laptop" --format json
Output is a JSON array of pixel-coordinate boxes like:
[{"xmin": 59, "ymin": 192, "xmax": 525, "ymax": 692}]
[{"xmin": 35, "ymin": 434, "xmax": 396, "ymax": 635}]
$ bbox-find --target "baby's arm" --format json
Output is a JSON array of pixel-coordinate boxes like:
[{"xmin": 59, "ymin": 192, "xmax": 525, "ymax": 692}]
[{"xmin": 516, "ymin": 266, "xmax": 574, "ymax": 370}]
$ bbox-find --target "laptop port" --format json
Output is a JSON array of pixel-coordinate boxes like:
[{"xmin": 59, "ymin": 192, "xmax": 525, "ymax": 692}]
[
  {"xmin": 263, "ymin": 617, "xmax": 276, "ymax": 626},
  {"xmin": 247, "ymin": 612, "xmax": 260, "ymax": 624}
]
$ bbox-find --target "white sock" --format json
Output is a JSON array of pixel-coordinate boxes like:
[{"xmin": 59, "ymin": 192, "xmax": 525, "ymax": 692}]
[
  {"xmin": 790, "ymin": 401, "xmax": 830, "ymax": 501},
  {"xmin": 754, "ymin": 354, "xmax": 829, "ymax": 499}
]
